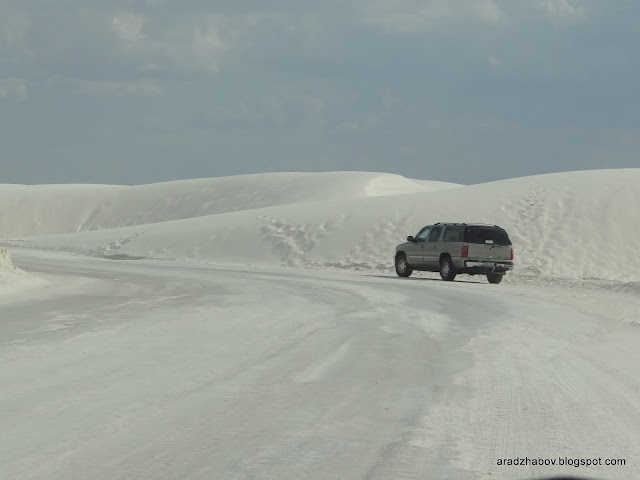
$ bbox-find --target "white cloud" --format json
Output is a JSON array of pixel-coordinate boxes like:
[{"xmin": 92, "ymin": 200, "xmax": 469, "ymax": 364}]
[
  {"xmin": 107, "ymin": 12, "xmax": 230, "ymax": 74},
  {"xmin": 190, "ymin": 22, "xmax": 228, "ymax": 73},
  {"xmin": 537, "ymin": 0, "xmax": 588, "ymax": 21},
  {"xmin": 363, "ymin": 0, "xmax": 506, "ymax": 33},
  {"xmin": 111, "ymin": 12, "xmax": 146, "ymax": 42},
  {"xmin": 0, "ymin": 7, "xmax": 31, "ymax": 56},
  {"xmin": 364, "ymin": 0, "xmax": 452, "ymax": 33},
  {"xmin": 489, "ymin": 55, "xmax": 501, "ymax": 66},
  {"xmin": 1, "ymin": 6, "xmax": 234, "ymax": 92},
  {"xmin": 474, "ymin": 0, "xmax": 506, "ymax": 24},
  {"xmin": 0, "ymin": 78, "xmax": 27, "ymax": 102}
]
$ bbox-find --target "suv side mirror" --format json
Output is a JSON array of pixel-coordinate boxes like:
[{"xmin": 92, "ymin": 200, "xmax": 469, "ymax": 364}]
[{"xmin": 407, "ymin": 236, "xmax": 414, "ymax": 242}]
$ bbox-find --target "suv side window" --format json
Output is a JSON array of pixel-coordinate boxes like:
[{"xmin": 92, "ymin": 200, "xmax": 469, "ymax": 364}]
[
  {"xmin": 428, "ymin": 226, "xmax": 443, "ymax": 242},
  {"xmin": 443, "ymin": 226, "xmax": 464, "ymax": 242},
  {"xmin": 415, "ymin": 226, "xmax": 431, "ymax": 242}
]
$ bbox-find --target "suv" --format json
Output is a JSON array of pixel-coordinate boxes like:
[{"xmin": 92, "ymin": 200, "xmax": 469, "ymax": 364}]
[{"xmin": 394, "ymin": 223, "xmax": 514, "ymax": 284}]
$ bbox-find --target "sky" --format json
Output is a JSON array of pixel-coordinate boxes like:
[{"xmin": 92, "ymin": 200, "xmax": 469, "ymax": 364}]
[{"xmin": 1, "ymin": 0, "xmax": 639, "ymax": 185}]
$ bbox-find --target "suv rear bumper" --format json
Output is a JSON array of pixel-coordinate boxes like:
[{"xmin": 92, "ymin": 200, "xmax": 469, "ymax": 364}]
[{"xmin": 464, "ymin": 261, "xmax": 513, "ymax": 274}]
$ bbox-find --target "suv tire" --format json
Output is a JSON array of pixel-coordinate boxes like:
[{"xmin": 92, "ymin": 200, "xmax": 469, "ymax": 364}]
[
  {"xmin": 487, "ymin": 273, "xmax": 503, "ymax": 284},
  {"xmin": 439, "ymin": 256, "xmax": 457, "ymax": 281},
  {"xmin": 395, "ymin": 254, "xmax": 413, "ymax": 277}
]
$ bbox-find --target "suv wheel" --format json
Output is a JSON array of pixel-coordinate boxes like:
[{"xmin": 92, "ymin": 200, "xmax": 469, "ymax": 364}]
[
  {"xmin": 487, "ymin": 273, "xmax": 503, "ymax": 284},
  {"xmin": 395, "ymin": 254, "xmax": 412, "ymax": 277},
  {"xmin": 439, "ymin": 256, "xmax": 456, "ymax": 281}
]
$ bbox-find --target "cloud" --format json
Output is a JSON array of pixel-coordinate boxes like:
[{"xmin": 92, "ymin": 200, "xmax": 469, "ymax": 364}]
[
  {"xmin": 0, "ymin": 6, "xmax": 32, "ymax": 58},
  {"xmin": 0, "ymin": 0, "xmax": 637, "ymax": 186},
  {"xmin": 474, "ymin": 0, "xmax": 507, "ymax": 24},
  {"xmin": 111, "ymin": 12, "xmax": 147, "ymax": 42},
  {"xmin": 0, "ymin": 78, "xmax": 27, "ymax": 102},
  {"xmin": 363, "ymin": 0, "xmax": 507, "ymax": 33},
  {"xmin": 108, "ymin": 11, "xmax": 230, "ymax": 75},
  {"xmin": 537, "ymin": 0, "xmax": 588, "ymax": 22},
  {"xmin": 189, "ymin": 20, "xmax": 228, "ymax": 72},
  {"xmin": 0, "ymin": 6, "xmax": 233, "ymax": 95}
]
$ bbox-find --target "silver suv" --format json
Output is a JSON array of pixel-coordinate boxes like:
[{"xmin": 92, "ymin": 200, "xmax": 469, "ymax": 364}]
[{"xmin": 394, "ymin": 223, "xmax": 514, "ymax": 284}]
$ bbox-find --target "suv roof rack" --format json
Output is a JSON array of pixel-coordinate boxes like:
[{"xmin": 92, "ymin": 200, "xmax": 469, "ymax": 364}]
[{"xmin": 434, "ymin": 222, "xmax": 503, "ymax": 228}]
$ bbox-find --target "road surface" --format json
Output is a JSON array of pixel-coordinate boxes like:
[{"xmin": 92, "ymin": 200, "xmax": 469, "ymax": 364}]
[{"xmin": 1, "ymin": 250, "xmax": 639, "ymax": 479}]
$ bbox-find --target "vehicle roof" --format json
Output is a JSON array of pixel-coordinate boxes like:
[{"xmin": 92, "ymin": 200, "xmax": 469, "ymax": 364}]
[{"xmin": 432, "ymin": 222, "xmax": 504, "ymax": 227}]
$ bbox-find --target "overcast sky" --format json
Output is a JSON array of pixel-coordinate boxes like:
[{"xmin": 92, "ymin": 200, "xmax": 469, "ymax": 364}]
[{"xmin": 1, "ymin": 0, "xmax": 639, "ymax": 185}]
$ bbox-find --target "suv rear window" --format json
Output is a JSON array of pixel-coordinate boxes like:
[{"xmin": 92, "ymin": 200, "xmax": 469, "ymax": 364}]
[
  {"xmin": 443, "ymin": 226, "xmax": 464, "ymax": 242},
  {"xmin": 467, "ymin": 227, "xmax": 512, "ymax": 246}
]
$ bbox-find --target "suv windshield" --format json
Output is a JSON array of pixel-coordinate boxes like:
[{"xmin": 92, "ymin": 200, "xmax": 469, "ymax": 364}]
[{"xmin": 467, "ymin": 226, "xmax": 512, "ymax": 246}]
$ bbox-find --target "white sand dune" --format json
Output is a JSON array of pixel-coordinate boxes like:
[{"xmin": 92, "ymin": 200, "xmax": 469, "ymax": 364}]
[
  {"xmin": 0, "ymin": 247, "xmax": 41, "ymax": 295},
  {"xmin": 1, "ymin": 169, "xmax": 639, "ymax": 285},
  {"xmin": 0, "ymin": 172, "xmax": 459, "ymax": 237},
  {"xmin": 0, "ymin": 248, "xmax": 20, "ymax": 273}
]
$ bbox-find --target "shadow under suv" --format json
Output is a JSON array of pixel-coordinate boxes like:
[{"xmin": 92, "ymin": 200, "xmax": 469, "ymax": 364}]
[{"xmin": 394, "ymin": 223, "xmax": 514, "ymax": 284}]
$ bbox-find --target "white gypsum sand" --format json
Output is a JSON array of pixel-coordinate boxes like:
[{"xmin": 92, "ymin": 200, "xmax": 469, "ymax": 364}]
[
  {"xmin": 2, "ymin": 169, "xmax": 638, "ymax": 285},
  {"xmin": 1, "ymin": 169, "xmax": 639, "ymax": 479}
]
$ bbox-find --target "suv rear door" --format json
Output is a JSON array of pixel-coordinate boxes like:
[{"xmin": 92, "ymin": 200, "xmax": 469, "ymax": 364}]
[
  {"xmin": 424, "ymin": 226, "xmax": 443, "ymax": 267},
  {"xmin": 442, "ymin": 225, "xmax": 465, "ymax": 262},
  {"xmin": 465, "ymin": 226, "xmax": 512, "ymax": 262}
]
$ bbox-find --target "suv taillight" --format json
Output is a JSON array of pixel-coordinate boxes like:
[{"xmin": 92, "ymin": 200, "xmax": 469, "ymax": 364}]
[
  {"xmin": 461, "ymin": 245, "xmax": 468, "ymax": 258},
  {"xmin": 511, "ymin": 248, "xmax": 514, "ymax": 260}
]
